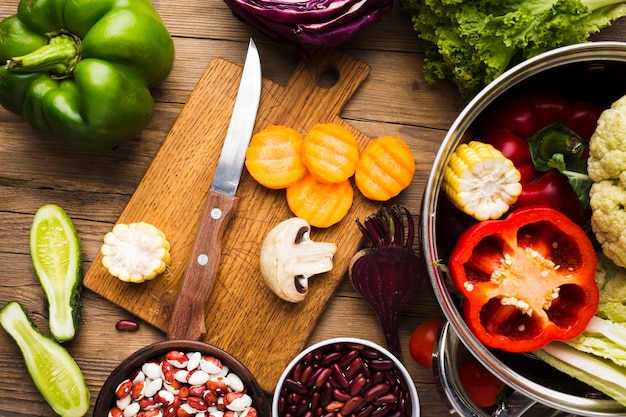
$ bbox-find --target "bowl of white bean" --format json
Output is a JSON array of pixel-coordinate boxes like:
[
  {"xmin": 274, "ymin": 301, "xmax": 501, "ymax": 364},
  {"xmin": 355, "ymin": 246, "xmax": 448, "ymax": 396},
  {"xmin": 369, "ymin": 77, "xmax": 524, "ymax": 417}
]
[{"xmin": 94, "ymin": 339, "xmax": 269, "ymax": 417}]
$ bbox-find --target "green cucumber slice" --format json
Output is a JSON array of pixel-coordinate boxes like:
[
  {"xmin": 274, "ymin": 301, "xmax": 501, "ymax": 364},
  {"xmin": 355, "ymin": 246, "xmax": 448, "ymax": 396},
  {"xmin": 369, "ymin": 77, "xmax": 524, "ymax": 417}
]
[
  {"xmin": 0, "ymin": 301, "xmax": 90, "ymax": 417},
  {"xmin": 30, "ymin": 204, "xmax": 83, "ymax": 342}
]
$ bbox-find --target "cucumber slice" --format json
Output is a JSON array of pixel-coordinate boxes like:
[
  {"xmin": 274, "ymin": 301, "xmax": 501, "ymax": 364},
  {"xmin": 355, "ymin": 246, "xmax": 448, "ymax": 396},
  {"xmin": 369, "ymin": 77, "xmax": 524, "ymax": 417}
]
[
  {"xmin": 0, "ymin": 301, "xmax": 90, "ymax": 417},
  {"xmin": 30, "ymin": 204, "xmax": 83, "ymax": 342}
]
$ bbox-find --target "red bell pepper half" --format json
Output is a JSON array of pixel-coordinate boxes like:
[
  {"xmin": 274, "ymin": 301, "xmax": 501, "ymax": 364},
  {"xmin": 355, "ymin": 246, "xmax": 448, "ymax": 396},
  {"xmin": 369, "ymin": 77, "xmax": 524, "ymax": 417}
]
[
  {"xmin": 477, "ymin": 91, "xmax": 601, "ymax": 225},
  {"xmin": 449, "ymin": 206, "xmax": 599, "ymax": 353}
]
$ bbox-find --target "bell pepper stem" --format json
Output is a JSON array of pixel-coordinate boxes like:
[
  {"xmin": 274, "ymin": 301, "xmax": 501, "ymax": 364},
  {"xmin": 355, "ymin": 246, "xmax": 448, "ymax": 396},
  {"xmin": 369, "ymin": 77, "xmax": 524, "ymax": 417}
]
[{"xmin": 6, "ymin": 34, "xmax": 79, "ymax": 77}]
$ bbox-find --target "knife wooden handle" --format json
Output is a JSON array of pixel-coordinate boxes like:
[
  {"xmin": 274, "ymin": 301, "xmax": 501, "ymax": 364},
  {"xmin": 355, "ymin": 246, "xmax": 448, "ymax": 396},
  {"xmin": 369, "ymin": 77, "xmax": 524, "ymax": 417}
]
[{"xmin": 167, "ymin": 189, "xmax": 238, "ymax": 340}]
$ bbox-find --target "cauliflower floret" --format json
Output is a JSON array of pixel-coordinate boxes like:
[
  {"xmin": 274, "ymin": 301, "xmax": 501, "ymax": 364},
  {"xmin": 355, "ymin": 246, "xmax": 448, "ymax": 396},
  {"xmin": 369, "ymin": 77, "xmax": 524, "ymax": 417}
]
[
  {"xmin": 588, "ymin": 94, "xmax": 626, "ymax": 183},
  {"xmin": 589, "ymin": 180, "xmax": 626, "ymax": 268}
]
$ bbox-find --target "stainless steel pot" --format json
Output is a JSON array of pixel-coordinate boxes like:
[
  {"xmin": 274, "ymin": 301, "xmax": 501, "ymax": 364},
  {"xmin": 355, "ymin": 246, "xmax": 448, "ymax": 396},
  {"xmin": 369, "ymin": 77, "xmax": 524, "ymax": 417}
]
[{"xmin": 421, "ymin": 42, "xmax": 626, "ymax": 416}]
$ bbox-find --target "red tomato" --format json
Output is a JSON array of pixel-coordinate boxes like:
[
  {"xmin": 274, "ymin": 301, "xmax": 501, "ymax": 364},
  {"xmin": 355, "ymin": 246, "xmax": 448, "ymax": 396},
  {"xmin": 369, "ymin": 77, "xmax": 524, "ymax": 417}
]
[
  {"xmin": 458, "ymin": 358, "xmax": 504, "ymax": 408},
  {"xmin": 408, "ymin": 319, "xmax": 443, "ymax": 369}
]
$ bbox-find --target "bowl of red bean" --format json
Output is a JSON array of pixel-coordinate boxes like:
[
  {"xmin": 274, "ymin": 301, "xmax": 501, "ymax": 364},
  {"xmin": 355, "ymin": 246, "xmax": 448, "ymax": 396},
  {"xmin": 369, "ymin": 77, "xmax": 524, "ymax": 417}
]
[
  {"xmin": 273, "ymin": 337, "xmax": 420, "ymax": 417},
  {"xmin": 93, "ymin": 339, "xmax": 269, "ymax": 417}
]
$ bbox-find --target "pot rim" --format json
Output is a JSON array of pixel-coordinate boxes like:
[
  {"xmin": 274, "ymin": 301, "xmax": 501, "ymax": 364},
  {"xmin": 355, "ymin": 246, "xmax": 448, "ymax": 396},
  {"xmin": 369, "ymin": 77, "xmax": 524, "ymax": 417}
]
[{"xmin": 421, "ymin": 41, "xmax": 626, "ymax": 416}]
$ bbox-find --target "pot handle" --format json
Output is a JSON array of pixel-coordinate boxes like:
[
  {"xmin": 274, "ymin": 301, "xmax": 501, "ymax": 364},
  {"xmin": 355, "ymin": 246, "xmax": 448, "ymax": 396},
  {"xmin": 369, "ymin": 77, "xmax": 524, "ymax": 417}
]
[{"xmin": 493, "ymin": 393, "xmax": 578, "ymax": 417}]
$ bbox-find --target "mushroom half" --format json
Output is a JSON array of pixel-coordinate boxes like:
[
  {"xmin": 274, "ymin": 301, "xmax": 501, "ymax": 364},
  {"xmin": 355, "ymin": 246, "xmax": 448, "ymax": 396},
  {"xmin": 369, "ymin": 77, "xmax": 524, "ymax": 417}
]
[{"xmin": 260, "ymin": 217, "xmax": 337, "ymax": 303}]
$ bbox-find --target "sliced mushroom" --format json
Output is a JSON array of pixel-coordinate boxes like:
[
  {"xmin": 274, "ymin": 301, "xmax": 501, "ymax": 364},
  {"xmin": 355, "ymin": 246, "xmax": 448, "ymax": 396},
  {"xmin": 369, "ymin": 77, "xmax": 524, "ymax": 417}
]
[{"xmin": 260, "ymin": 217, "xmax": 337, "ymax": 303}]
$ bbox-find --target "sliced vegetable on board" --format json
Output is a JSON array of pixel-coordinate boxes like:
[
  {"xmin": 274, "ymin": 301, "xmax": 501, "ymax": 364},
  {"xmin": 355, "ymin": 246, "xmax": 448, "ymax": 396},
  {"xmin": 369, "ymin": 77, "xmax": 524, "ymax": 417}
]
[
  {"xmin": 350, "ymin": 206, "xmax": 424, "ymax": 359},
  {"xmin": 260, "ymin": 217, "xmax": 337, "ymax": 302},
  {"xmin": 245, "ymin": 125, "xmax": 308, "ymax": 189},
  {"xmin": 0, "ymin": 301, "xmax": 90, "ymax": 417},
  {"xmin": 442, "ymin": 140, "xmax": 522, "ymax": 221},
  {"xmin": 30, "ymin": 204, "xmax": 82, "ymax": 343},
  {"xmin": 223, "ymin": 0, "xmax": 394, "ymax": 52},
  {"xmin": 400, "ymin": 0, "xmax": 626, "ymax": 99},
  {"xmin": 286, "ymin": 173, "xmax": 353, "ymax": 228},
  {"xmin": 355, "ymin": 135, "xmax": 416, "ymax": 201},
  {"xmin": 101, "ymin": 222, "xmax": 171, "ymax": 284},
  {"xmin": 448, "ymin": 206, "xmax": 599, "ymax": 352},
  {"xmin": 0, "ymin": 0, "xmax": 175, "ymax": 150},
  {"xmin": 301, "ymin": 123, "xmax": 360, "ymax": 184}
]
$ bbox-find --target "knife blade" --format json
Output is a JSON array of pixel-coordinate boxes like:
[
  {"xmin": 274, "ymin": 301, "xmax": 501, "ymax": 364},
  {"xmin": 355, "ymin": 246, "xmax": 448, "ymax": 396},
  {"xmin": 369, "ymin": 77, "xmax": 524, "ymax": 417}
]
[{"xmin": 167, "ymin": 38, "xmax": 262, "ymax": 341}]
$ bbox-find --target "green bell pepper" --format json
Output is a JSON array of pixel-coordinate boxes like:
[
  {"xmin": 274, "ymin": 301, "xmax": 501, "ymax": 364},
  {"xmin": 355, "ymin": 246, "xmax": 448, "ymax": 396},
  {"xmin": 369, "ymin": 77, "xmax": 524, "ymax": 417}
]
[{"xmin": 0, "ymin": 0, "xmax": 175, "ymax": 151}]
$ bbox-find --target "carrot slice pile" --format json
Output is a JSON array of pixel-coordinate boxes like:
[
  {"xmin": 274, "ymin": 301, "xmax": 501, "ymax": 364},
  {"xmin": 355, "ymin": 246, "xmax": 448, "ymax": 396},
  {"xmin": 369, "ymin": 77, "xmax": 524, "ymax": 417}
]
[{"xmin": 244, "ymin": 123, "xmax": 415, "ymax": 228}]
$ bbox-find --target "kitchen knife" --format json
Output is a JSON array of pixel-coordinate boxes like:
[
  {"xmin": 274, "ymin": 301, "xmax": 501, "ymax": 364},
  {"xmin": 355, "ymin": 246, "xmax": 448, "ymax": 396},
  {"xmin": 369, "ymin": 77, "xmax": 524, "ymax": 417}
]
[{"xmin": 167, "ymin": 38, "xmax": 262, "ymax": 340}]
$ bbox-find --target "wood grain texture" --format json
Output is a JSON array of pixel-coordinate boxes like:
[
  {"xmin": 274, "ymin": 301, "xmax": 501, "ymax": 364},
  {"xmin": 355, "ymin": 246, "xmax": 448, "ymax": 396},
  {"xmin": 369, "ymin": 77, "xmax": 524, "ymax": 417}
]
[
  {"xmin": 82, "ymin": 49, "xmax": 382, "ymax": 392},
  {"xmin": 4, "ymin": 0, "xmax": 623, "ymax": 414}
]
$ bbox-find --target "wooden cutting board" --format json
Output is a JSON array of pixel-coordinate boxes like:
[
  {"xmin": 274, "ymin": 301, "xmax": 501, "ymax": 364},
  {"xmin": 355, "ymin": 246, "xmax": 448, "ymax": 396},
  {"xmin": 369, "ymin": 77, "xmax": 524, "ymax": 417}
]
[{"xmin": 83, "ymin": 47, "xmax": 381, "ymax": 393}]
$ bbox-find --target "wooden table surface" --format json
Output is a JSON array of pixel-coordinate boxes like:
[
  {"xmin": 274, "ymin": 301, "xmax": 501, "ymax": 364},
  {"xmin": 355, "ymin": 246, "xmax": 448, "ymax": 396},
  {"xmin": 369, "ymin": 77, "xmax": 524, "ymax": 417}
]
[{"xmin": 1, "ymin": 1, "xmax": 624, "ymax": 416}]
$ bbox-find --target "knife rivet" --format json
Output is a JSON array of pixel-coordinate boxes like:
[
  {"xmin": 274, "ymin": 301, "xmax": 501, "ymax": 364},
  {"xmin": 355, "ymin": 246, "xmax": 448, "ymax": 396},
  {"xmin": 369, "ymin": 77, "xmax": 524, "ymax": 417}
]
[
  {"xmin": 197, "ymin": 254, "xmax": 209, "ymax": 266},
  {"xmin": 211, "ymin": 208, "xmax": 223, "ymax": 220}
]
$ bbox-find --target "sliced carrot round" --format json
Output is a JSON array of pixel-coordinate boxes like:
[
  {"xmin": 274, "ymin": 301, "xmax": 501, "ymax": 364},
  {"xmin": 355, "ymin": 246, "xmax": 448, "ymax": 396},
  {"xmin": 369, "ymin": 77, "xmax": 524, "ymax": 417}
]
[
  {"xmin": 355, "ymin": 135, "xmax": 416, "ymax": 201},
  {"xmin": 301, "ymin": 123, "xmax": 360, "ymax": 184},
  {"xmin": 245, "ymin": 125, "xmax": 307, "ymax": 189},
  {"xmin": 286, "ymin": 173, "xmax": 353, "ymax": 228}
]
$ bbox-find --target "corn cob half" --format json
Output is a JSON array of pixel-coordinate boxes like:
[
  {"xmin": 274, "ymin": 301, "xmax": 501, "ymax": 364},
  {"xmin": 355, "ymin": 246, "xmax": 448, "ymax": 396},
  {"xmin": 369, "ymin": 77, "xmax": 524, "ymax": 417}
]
[
  {"xmin": 443, "ymin": 141, "xmax": 522, "ymax": 221},
  {"xmin": 101, "ymin": 222, "xmax": 171, "ymax": 283}
]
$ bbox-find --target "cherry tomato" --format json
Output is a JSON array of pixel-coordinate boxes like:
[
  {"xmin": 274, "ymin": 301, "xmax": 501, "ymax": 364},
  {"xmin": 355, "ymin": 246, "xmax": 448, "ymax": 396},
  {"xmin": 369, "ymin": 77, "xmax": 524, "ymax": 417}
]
[
  {"xmin": 458, "ymin": 358, "xmax": 504, "ymax": 408},
  {"xmin": 408, "ymin": 319, "xmax": 443, "ymax": 368}
]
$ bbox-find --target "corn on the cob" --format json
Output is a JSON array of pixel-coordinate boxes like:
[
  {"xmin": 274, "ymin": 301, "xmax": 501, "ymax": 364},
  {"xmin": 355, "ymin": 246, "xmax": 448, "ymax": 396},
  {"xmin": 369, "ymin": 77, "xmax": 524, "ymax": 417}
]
[
  {"xmin": 101, "ymin": 222, "xmax": 170, "ymax": 283},
  {"xmin": 443, "ymin": 141, "xmax": 522, "ymax": 221}
]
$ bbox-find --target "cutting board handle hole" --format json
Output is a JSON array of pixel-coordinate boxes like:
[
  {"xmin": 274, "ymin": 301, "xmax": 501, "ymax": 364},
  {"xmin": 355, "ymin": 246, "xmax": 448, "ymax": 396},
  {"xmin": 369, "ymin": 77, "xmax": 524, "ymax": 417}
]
[{"xmin": 317, "ymin": 66, "xmax": 339, "ymax": 89}]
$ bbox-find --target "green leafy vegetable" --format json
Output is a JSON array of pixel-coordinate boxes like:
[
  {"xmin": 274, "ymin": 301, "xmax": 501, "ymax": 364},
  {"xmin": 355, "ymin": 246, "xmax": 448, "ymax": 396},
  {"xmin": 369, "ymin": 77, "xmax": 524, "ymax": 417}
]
[{"xmin": 400, "ymin": 0, "xmax": 626, "ymax": 99}]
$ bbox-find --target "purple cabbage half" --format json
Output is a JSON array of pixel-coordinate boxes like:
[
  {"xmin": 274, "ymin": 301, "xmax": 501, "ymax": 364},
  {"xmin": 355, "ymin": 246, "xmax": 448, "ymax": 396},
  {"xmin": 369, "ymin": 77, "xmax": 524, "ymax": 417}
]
[{"xmin": 223, "ymin": 0, "xmax": 394, "ymax": 52}]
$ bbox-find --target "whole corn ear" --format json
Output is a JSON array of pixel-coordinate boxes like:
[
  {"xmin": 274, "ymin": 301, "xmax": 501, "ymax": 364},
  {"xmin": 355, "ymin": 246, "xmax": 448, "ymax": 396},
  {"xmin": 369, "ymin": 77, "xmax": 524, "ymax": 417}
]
[
  {"xmin": 101, "ymin": 222, "xmax": 171, "ymax": 283},
  {"xmin": 443, "ymin": 141, "xmax": 522, "ymax": 221}
]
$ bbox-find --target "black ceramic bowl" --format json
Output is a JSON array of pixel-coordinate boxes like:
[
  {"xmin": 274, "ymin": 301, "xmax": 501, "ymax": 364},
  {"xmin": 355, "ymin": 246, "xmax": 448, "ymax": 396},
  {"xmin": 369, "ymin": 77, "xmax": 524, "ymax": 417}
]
[{"xmin": 93, "ymin": 339, "xmax": 269, "ymax": 417}]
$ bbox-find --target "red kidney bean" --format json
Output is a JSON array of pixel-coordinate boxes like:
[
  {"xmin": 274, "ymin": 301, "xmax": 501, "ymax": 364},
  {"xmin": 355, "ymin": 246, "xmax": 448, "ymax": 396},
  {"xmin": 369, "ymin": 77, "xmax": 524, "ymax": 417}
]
[
  {"xmin": 341, "ymin": 396, "xmax": 365, "ymax": 415},
  {"xmin": 284, "ymin": 378, "xmax": 309, "ymax": 395},
  {"xmin": 368, "ymin": 359, "xmax": 394, "ymax": 371},
  {"xmin": 350, "ymin": 375, "xmax": 368, "ymax": 396},
  {"xmin": 321, "ymin": 381, "xmax": 334, "ymax": 405},
  {"xmin": 372, "ymin": 392, "xmax": 397, "ymax": 406},
  {"xmin": 278, "ymin": 342, "xmax": 414, "ymax": 417},
  {"xmin": 292, "ymin": 362, "xmax": 304, "ymax": 381},
  {"xmin": 331, "ymin": 363, "xmax": 350, "ymax": 389},
  {"xmin": 338, "ymin": 349, "xmax": 360, "ymax": 368},
  {"xmin": 325, "ymin": 400, "xmax": 344, "ymax": 412},
  {"xmin": 363, "ymin": 383, "xmax": 391, "ymax": 403},
  {"xmin": 345, "ymin": 357, "xmax": 364, "ymax": 380},
  {"xmin": 314, "ymin": 367, "xmax": 333, "ymax": 388},
  {"xmin": 356, "ymin": 404, "xmax": 375, "ymax": 417},
  {"xmin": 115, "ymin": 319, "xmax": 139, "ymax": 331},
  {"xmin": 300, "ymin": 364, "xmax": 314, "ymax": 385},
  {"xmin": 322, "ymin": 351, "xmax": 344, "ymax": 366},
  {"xmin": 332, "ymin": 387, "xmax": 352, "ymax": 402},
  {"xmin": 371, "ymin": 404, "xmax": 392, "ymax": 417}
]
